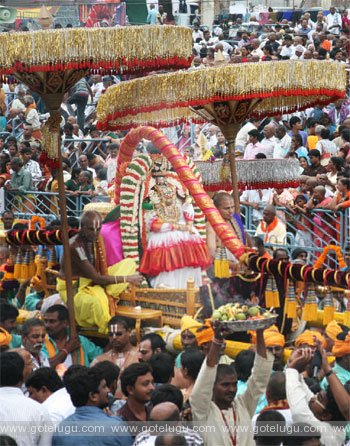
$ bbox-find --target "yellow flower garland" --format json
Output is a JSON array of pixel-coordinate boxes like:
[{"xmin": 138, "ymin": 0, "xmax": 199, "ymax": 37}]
[{"xmin": 314, "ymin": 244, "xmax": 346, "ymax": 269}]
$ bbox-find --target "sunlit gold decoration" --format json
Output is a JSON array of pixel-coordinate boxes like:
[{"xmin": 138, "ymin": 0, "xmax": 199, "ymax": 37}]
[
  {"xmin": 0, "ymin": 26, "xmax": 193, "ymax": 75},
  {"xmin": 97, "ymin": 61, "xmax": 346, "ymax": 130}
]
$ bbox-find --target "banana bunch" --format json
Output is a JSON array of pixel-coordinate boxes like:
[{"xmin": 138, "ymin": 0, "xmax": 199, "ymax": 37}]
[{"xmin": 211, "ymin": 303, "xmax": 273, "ymax": 322}]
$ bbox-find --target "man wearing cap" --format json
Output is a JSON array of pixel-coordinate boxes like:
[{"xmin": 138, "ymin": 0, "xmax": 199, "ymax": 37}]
[
  {"xmin": 171, "ymin": 315, "xmax": 202, "ymax": 387},
  {"xmin": 295, "ymin": 329, "xmax": 327, "ymax": 351},
  {"xmin": 320, "ymin": 328, "xmax": 350, "ymax": 389},
  {"xmin": 324, "ymin": 320, "xmax": 342, "ymax": 352},
  {"xmin": 195, "ymin": 321, "xmax": 232, "ymax": 364},
  {"xmin": 291, "ymin": 44, "xmax": 305, "ymax": 60},
  {"xmin": 264, "ymin": 325, "xmax": 285, "ymax": 371}
]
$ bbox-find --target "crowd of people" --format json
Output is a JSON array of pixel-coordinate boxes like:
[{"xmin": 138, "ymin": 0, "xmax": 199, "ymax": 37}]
[{"xmin": 191, "ymin": 8, "xmax": 349, "ymax": 65}]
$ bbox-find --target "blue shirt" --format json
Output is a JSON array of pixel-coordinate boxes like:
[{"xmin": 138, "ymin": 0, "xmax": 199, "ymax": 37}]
[
  {"xmin": 147, "ymin": 9, "xmax": 157, "ymax": 24},
  {"xmin": 237, "ymin": 379, "xmax": 268, "ymax": 414},
  {"xmin": 52, "ymin": 406, "xmax": 133, "ymax": 446},
  {"xmin": 288, "ymin": 130, "xmax": 308, "ymax": 147},
  {"xmin": 320, "ymin": 362, "xmax": 350, "ymax": 390},
  {"xmin": 295, "ymin": 146, "xmax": 310, "ymax": 163}
]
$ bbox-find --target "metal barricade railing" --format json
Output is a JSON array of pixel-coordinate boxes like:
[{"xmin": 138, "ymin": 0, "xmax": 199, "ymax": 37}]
[
  {"xmin": 62, "ymin": 138, "xmax": 110, "ymax": 168},
  {"xmin": 242, "ymin": 203, "xmax": 349, "ymax": 268},
  {"xmin": 4, "ymin": 190, "xmax": 99, "ymax": 220}
]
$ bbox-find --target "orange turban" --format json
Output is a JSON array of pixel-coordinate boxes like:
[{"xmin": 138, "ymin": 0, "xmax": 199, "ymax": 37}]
[
  {"xmin": 332, "ymin": 330, "xmax": 350, "ymax": 357},
  {"xmin": 196, "ymin": 320, "xmax": 214, "ymax": 346},
  {"xmin": 264, "ymin": 325, "xmax": 285, "ymax": 347},
  {"xmin": 325, "ymin": 321, "xmax": 342, "ymax": 342},
  {"xmin": 0, "ymin": 327, "xmax": 12, "ymax": 348},
  {"xmin": 295, "ymin": 330, "xmax": 326, "ymax": 349},
  {"xmin": 180, "ymin": 315, "xmax": 202, "ymax": 335}
]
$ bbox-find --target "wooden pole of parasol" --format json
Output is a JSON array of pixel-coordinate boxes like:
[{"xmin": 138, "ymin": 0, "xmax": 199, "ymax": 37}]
[
  {"xmin": 220, "ymin": 123, "xmax": 241, "ymax": 215},
  {"xmin": 44, "ymin": 104, "xmax": 78, "ymax": 356}
]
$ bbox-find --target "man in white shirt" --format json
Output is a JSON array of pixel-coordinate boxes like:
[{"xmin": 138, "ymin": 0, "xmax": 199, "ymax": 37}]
[
  {"xmin": 26, "ymin": 367, "xmax": 75, "ymax": 424},
  {"xmin": 326, "ymin": 6, "xmax": 341, "ymax": 36},
  {"xmin": 280, "ymin": 34, "xmax": 294, "ymax": 59},
  {"xmin": 260, "ymin": 124, "xmax": 278, "ymax": 158},
  {"xmin": 240, "ymin": 188, "xmax": 273, "ymax": 228},
  {"xmin": 286, "ymin": 348, "xmax": 346, "ymax": 446},
  {"xmin": 0, "ymin": 351, "xmax": 52, "ymax": 446},
  {"xmin": 235, "ymin": 118, "xmax": 260, "ymax": 156},
  {"xmin": 20, "ymin": 147, "xmax": 42, "ymax": 189},
  {"xmin": 192, "ymin": 22, "xmax": 203, "ymax": 42},
  {"xmin": 273, "ymin": 125, "xmax": 291, "ymax": 159},
  {"xmin": 250, "ymin": 39, "xmax": 264, "ymax": 59},
  {"xmin": 190, "ymin": 322, "xmax": 273, "ymax": 446}
]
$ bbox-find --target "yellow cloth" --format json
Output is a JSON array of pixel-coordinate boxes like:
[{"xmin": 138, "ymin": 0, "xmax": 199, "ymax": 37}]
[
  {"xmin": 57, "ymin": 258, "xmax": 136, "ymax": 334},
  {"xmin": 180, "ymin": 315, "xmax": 202, "ymax": 335},
  {"xmin": 264, "ymin": 325, "xmax": 285, "ymax": 347},
  {"xmin": 196, "ymin": 321, "xmax": 214, "ymax": 346},
  {"xmin": 0, "ymin": 327, "xmax": 12, "ymax": 348},
  {"xmin": 295, "ymin": 329, "xmax": 326, "ymax": 348},
  {"xmin": 325, "ymin": 320, "xmax": 342, "ymax": 342},
  {"xmin": 307, "ymin": 135, "xmax": 318, "ymax": 150},
  {"xmin": 332, "ymin": 332, "xmax": 350, "ymax": 357}
]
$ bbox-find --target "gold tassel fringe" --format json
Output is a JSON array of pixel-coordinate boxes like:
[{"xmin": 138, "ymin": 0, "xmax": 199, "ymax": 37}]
[
  {"xmin": 214, "ymin": 259, "xmax": 231, "ymax": 279},
  {"xmin": 323, "ymin": 306, "xmax": 335, "ymax": 325}
]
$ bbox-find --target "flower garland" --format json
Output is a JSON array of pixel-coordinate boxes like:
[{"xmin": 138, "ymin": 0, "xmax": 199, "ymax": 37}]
[
  {"xmin": 40, "ymin": 111, "xmax": 62, "ymax": 167},
  {"xmin": 29, "ymin": 216, "xmax": 46, "ymax": 230},
  {"xmin": 314, "ymin": 245, "xmax": 346, "ymax": 270}
]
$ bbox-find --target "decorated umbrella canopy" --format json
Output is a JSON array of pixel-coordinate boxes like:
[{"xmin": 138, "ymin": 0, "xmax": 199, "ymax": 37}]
[
  {"xmin": 0, "ymin": 25, "xmax": 193, "ymax": 341},
  {"xmin": 97, "ymin": 60, "xmax": 346, "ymax": 213}
]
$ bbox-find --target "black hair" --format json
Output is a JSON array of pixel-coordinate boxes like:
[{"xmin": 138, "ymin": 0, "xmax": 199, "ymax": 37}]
[
  {"xmin": 234, "ymin": 350, "xmax": 255, "ymax": 382},
  {"xmin": 180, "ymin": 349, "xmax": 205, "ymax": 381},
  {"xmin": 140, "ymin": 333, "xmax": 166, "ymax": 352},
  {"xmin": 215, "ymin": 364, "xmax": 237, "ymax": 384},
  {"xmin": 320, "ymin": 128, "xmax": 330, "ymax": 139},
  {"xmin": 109, "ymin": 143, "xmax": 120, "ymax": 151},
  {"xmin": 254, "ymin": 410, "xmax": 286, "ymax": 446},
  {"xmin": 155, "ymin": 436, "xmax": 187, "ymax": 446},
  {"xmin": 325, "ymin": 381, "xmax": 350, "ymax": 421},
  {"xmin": 339, "ymin": 177, "xmax": 350, "ymax": 190},
  {"xmin": 1, "ymin": 210, "xmax": 14, "ymax": 218},
  {"xmin": 248, "ymin": 129, "xmax": 259, "ymax": 138},
  {"xmin": 0, "ymin": 303, "xmax": 19, "ymax": 324},
  {"xmin": 341, "ymin": 128, "xmax": 350, "ymax": 143},
  {"xmin": 108, "ymin": 316, "xmax": 129, "ymax": 330},
  {"xmin": 91, "ymin": 361, "xmax": 120, "ymax": 388},
  {"xmin": 289, "ymin": 116, "xmax": 301, "ymax": 128},
  {"xmin": 63, "ymin": 123, "xmax": 74, "ymax": 133},
  {"xmin": 330, "ymin": 156, "xmax": 344, "ymax": 171},
  {"xmin": 70, "ymin": 167, "xmax": 82, "ymax": 180},
  {"xmin": 252, "ymin": 236, "xmax": 264, "ymax": 249},
  {"xmin": 20, "ymin": 147, "xmax": 32, "ymax": 155},
  {"xmin": 308, "ymin": 149, "xmax": 321, "ymax": 158},
  {"xmin": 283, "ymin": 422, "xmax": 321, "ymax": 445},
  {"xmin": 46, "ymin": 219, "xmax": 61, "ymax": 230},
  {"xmin": 0, "ymin": 436, "xmax": 18, "ymax": 446},
  {"xmin": 25, "ymin": 367, "xmax": 63, "ymax": 393},
  {"xmin": 266, "ymin": 371, "xmax": 286, "ymax": 401},
  {"xmin": 273, "ymin": 248, "xmax": 289, "ymax": 260},
  {"xmin": 120, "ymin": 362, "xmax": 152, "ymax": 397},
  {"xmin": 63, "ymin": 365, "xmax": 86, "ymax": 388},
  {"xmin": 149, "ymin": 353, "xmax": 175, "ymax": 384},
  {"xmin": 67, "ymin": 216, "xmax": 80, "ymax": 229},
  {"xmin": 303, "ymin": 377, "xmax": 321, "ymax": 394},
  {"xmin": 65, "ymin": 367, "xmax": 105, "ymax": 407},
  {"xmin": 0, "ymin": 351, "xmax": 24, "ymax": 386},
  {"xmin": 44, "ymin": 304, "xmax": 69, "ymax": 321},
  {"xmin": 150, "ymin": 384, "xmax": 184, "ymax": 412},
  {"xmin": 21, "ymin": 318, "xmax": 45, "ymax": 337},
  {"xmin": 291, "ymin": 133, "xmax": 303, "ymax": 146},
  {"xmin": 255, "ymin": 153, "xmax": 267, "ymax": 159}
]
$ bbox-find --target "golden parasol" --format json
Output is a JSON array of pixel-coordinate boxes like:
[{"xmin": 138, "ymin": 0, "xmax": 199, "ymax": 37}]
[
  {"xmin": 97, "ymin": 60, "xmax": 346, "ymax": 213},
  {"xmin": 0, "ymin": 25, "xmax": 193, "ymax": 344}
]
